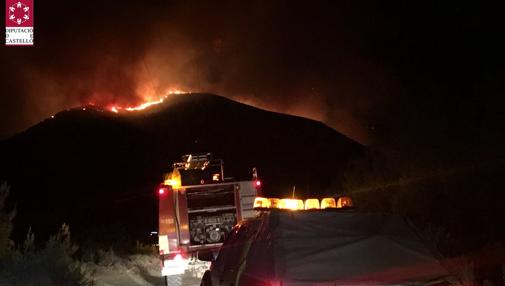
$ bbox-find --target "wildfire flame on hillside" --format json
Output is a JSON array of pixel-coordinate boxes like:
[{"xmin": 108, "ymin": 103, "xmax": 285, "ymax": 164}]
[{"xmin": 108, "ymin": 89, "xmax": 188, "ymax": 113}]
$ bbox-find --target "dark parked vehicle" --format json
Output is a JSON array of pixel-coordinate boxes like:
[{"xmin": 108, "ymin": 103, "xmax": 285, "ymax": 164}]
[{"xmin": 199, "ymin": 207, "xmax": 456, "ymax": 286}]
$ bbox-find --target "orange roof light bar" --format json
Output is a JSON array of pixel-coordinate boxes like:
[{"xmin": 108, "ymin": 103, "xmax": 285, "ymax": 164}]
[
  {"xmin": 278, "ymin": 199, "xmax": 304, "ymax": 210},
  {"xmin": 268, "ymin": 198, "xmax": 280, "ymax": 208},
  {"xmin": 321, "ymin": 198, "xmax": 337, "ymax": 209},
  {"xmin": 337, "ymin": 196, "xmax": 353, "ymax": 208},
  {"xmin": 253, "ymin": 197, "xmax": 271, "ymax": 208},
  {"xmin": 252, "ymin": 196, "xmax": 353, "ymax": 210},
  {"xmin": 304, "ymin": 198, "xmax": 320, "ymax": 210}
]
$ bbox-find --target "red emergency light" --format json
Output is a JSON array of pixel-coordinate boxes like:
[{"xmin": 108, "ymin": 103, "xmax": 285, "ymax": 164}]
[
  {"xmin": 158, "ymin": 188, "xmax": 166, "ymax": 195},
  {"xmin": 255, "ymin": 180, "xmax": 261, "ymax": 187}
]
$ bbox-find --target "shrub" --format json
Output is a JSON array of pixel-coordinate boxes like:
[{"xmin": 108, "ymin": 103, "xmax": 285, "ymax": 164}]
[
  {"xmin": 0, "ymin": 224, "xmax": 95, "ymax": 286},
  {"xmin": 135, "ymin": 240, "xmax": 158, "ymax": 256},
  {"xmin": 0, "ymin": 182, "xmax": 15, "ymax": 257}
]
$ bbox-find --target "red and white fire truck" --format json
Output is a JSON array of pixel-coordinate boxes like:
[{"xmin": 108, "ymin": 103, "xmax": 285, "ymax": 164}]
[{"xmin": 157, "ymin": 153, "xmax": 261, "ymax": 276}]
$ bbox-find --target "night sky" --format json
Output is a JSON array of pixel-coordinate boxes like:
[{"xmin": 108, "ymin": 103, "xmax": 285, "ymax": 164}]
[{"xmin": 1, "ymin": 1, "xmax": 503, "ymax": 144}]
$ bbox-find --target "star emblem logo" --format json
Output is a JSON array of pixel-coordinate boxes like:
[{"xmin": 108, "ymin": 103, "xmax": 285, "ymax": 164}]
[{"xmin": 8, "ymin": 1, "xmax": 30, "ymax": 26}]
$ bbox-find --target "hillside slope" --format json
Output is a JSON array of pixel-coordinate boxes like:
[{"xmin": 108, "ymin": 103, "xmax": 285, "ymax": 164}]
[{"xmin": 0, "ymin": 93, "xmax": 364, "ymax": 243}]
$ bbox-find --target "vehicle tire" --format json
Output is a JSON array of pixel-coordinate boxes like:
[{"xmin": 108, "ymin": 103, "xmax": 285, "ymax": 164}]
[{"xmin": 200, "ymin": 271, "xmax": 213, "ymax": 286}]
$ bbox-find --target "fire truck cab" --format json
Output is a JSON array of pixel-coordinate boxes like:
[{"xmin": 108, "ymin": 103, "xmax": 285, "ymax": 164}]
[{"xmin": 158, "ymin": 153, "xmax": 261, "ymax": 276}]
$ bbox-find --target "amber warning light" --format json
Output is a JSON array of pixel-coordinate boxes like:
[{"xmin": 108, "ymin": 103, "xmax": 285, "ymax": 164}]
[{"xmin": 253, "ymin": 196, "xmax": 353, "ymax": 211}]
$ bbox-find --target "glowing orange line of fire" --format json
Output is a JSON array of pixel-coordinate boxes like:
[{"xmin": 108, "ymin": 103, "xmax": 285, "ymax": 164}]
[
  {"xmin": 110, "ymin": 90, "xmax": 187, "ymax": 113},
  {"xmin": 125, "ymin": 97, "xmax": 165, "ymax": 111}
]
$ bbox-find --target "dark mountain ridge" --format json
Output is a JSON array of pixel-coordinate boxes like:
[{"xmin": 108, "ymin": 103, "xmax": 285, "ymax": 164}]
[{"xmin": 0, "ymin": 93, "xmax": 363, "ymax": 244}]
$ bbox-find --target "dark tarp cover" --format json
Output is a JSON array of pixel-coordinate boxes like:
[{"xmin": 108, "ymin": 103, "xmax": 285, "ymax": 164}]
[{"xmin": 242, "ymin": 211, "xmax": 457, "ymax": 285}]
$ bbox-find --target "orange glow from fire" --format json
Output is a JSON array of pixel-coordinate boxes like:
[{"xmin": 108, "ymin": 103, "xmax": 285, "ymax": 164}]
[{"xmin": 109, "ymin": 89, "xmax": 187, "ymax": 113}]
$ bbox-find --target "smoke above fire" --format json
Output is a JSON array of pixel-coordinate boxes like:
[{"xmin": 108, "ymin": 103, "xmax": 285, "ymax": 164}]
[{"xmin": 0, "ymin": 1, "xmax": 400, "ymax": 144}]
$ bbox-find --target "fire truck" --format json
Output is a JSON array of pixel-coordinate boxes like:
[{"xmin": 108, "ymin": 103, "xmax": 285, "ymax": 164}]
[{"xmin": 157, "ymin": 153, "xmax": 261, "ymax": 277}]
